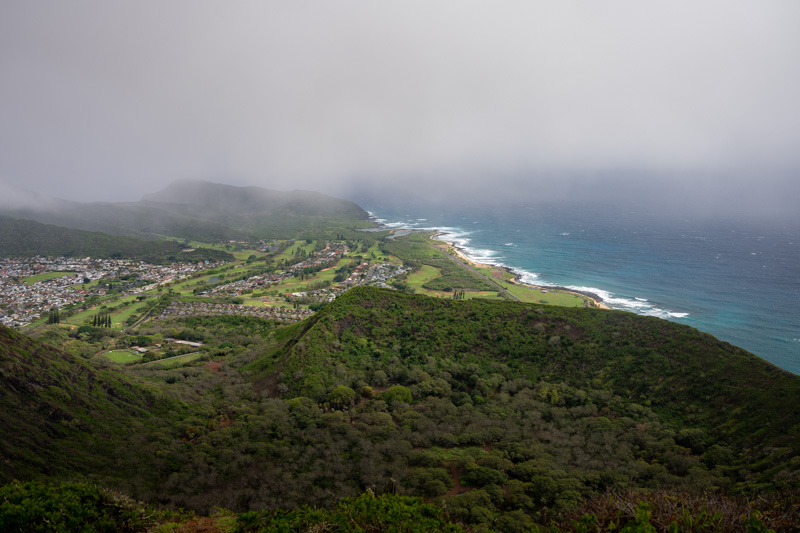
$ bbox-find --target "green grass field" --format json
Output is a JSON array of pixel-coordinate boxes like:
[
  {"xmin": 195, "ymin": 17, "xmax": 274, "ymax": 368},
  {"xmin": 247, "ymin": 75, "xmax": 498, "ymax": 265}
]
[
  {"xmin": 364, "ymin": 243, "xmax": 394, "ymax": 262},
  {"xmin": 274, "ymin": 240, "xmax": 317, "ymax": 262},
  {"xmin": 100, "ymin": 350, "xmax": 142, "ymax": 363},
  {"xmin": 406, "ymin": 265, "xmax": 442, "ymax": 292},
  {"xmin": 232, "ymin": 248, "xmax": 265, "ymax": 261},
  {"xmin": 22, "ymin": 271, "xmax": 77, "ymax": 285},
  {"xmin": 61, "ymin": 295, "xmax": 142, "ymax": 329},
  {"xmin": 149, "ymin": 352, "xmax": 204, "ymax": 368},
  {"xmin": 109, "ymin": 298, "xmax": 143, "ymax": 326},
  {"xmin": 500, "ymin": 282, "xmax": 586, "ymax": 306}
]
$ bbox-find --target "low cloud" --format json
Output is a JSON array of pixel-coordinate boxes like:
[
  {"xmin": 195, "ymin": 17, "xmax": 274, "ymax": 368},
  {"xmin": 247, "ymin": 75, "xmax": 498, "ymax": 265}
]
[{"xmin": 0, "ymin": 1, "xmax": 798, "ymax": 216}]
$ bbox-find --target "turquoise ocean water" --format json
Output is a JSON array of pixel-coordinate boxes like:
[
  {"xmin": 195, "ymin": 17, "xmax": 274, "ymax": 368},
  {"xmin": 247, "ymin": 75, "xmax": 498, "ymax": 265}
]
[{"xmin": 354, "ymin": 196, "xmax": 800, "ymax": 375}]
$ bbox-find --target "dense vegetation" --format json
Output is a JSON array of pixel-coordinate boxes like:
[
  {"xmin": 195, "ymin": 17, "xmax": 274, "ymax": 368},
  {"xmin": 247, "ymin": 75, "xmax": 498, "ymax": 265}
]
[
  {"xmin": 0, "ymin": 215, "xmax": 233, "ymax": 262},
  {"xmin": 0, "ymin": 326, "xmax": 168, "ymax": 483},
  {"xmin": 385, "ymin": 238, "xmax": 495, "ymax": 291},
  {"xmin": 3, "ymin": 286, "xmax": 799, "ymax": 531},
  {"xmin": 0, "ymin": 481, "xmax": 153, "ymax": 532}
]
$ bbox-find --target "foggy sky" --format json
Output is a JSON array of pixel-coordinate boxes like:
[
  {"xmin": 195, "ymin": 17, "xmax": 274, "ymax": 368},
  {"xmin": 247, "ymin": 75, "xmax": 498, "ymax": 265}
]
[{"xmin": 1, "ymin": 1, "xmax": 799, "ymax": 212}]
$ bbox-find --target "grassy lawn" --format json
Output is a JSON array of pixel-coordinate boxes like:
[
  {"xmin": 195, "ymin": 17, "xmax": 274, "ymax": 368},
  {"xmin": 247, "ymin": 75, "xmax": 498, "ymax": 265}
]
[
  {"xmin": 364, "ymin": 243, "xmax": 394, "ymax": 262},
  {"xmin": 241, "ymin": 299, "xmax": 270, "ymax": 307},
  {"xmin": 462, "ymin": 291, "xmax": 504, "ymax": 300},
  {"xmin": 275, "ymin": 240, "xmax": 317, "ymax": 262},
  {"xmin": 61, "ymin": 295, "xmax": 142, "ymax": 328},
  {"xmin": 476, "ymin": 266, "xmax": 515, "ymax": 282},
  {"xmin": 501, "ymin": 281, "xmax": 586, "ymax": 307},
  {"xmin": 22, "ymin": 271, "xmax": 77, "ymax": 285},
  {"xmin": 62, "ymin": 306, "xmax": 106, "ymax": 326},
  {"xmin": 100, "ymin": 350, "xmax": 142, "ymax": 363},
  {"xmin": 232, "ymin": 249, "xmax": 265, "ymax": 261},
  {"xmin": 110, "ymin": 298, "xmax": 142, "ymax": 326},
  {"xmin": 406, "ymin": 265, "xmax": 442, "ymax": 292},
  {"xmin": 149, "ymin": 352, "xmax": 204, "ymax": 368}
]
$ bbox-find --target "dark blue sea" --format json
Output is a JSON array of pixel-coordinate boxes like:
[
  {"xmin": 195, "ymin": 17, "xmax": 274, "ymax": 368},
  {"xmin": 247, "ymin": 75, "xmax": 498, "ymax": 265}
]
[{"xmin": 354, "ymin": 196, "xmax": 800, "ymax": 375}]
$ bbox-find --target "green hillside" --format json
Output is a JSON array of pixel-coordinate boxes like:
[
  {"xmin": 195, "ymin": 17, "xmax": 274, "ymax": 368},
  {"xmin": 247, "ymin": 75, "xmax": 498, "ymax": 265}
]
[
  {"xmin": 0, "ymin": 326, "xmax": 164, "ymax": 483},
  {"xmin": 141, "ymin": 180, "xmax": 372, "ymax": 239},
  {"xmin": 0, "ymin": 215, "xmax": 234, "ymax": 262},
  {"xmin": 0, "ymin": 181, "xmax": 371, "ymax": 241},
  {"xmin": 1, "ymin": 288, "xmax": 799, "ymax": 531}
]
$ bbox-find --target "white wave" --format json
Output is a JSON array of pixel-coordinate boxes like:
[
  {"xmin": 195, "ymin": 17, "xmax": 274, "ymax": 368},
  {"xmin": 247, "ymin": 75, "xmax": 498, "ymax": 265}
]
[
  {"xmin": 367, "ymin": 210, "xmax": 691, "ymax": 323},
  {"xmin": 515, "ymin": 270, "xmax": 541, "ymax": 284},
  {"xmin": 462, "ymin": 247, "xmax": 503, "ymax": 262},
  {"xmin": 567, "ymin": 285, "xmax": 689, "ymax": 319},
  {"xmin": 417, "ymin": 218, "xmax": 427, "ymax": 221}
]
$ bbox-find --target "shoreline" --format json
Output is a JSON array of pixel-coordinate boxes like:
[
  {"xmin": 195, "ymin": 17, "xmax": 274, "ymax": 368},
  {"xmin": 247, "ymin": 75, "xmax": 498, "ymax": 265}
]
[
  {"xmin": 431, "ymin": 232, "xmax": 609, "ymax": 310},
  {"xmin": 366, "ymin": 216, "xmax": 609, "ymax": 310}
]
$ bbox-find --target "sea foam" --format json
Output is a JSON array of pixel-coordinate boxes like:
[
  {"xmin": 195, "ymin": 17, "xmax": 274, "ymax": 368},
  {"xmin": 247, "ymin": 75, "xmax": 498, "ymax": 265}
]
[{"xmin": 373, "ymin": 217, "xmax": 689, "ymax": 322}]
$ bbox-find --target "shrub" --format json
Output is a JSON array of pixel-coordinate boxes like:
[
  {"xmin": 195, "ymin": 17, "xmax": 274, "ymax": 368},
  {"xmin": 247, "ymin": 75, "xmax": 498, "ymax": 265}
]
[{"xmin": 0, "ymin": 481, "xmax": 149, "ymax": 532}]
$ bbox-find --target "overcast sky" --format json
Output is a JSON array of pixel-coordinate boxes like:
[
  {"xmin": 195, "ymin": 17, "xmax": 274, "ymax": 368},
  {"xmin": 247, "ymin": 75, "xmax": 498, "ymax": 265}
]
[{"xmin": 1, "ymin": 1, "xmax": 799, "ymax": 209}]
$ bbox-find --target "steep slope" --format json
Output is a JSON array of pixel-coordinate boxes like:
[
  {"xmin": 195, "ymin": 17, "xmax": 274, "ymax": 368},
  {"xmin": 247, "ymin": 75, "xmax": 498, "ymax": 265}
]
[
  {"xmin": 3, "ymin": 288, "xmax": 798, "ymax": 529},
  {"xmin": 0, "ymin": 215, "xmax": 233, "ymax": 262},
  {"xmin": 0, "ymin": 326, "xmax": 162, "ymax": 484},
  {"xmin": 251, "ymin": 287, "xmax": 800, "ymax": 490}
]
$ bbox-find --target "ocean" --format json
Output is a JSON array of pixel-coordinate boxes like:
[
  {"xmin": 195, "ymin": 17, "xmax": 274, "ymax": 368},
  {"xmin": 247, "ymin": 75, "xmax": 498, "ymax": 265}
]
[{"xmin": 354, "ymin": 196, "xmax": 800, "ymax": 375}]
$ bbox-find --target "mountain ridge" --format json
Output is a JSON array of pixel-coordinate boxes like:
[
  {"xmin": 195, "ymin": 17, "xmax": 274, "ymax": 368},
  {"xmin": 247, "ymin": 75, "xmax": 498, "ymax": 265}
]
[
  {"xmin": 0, "ymin": 180, "xmax": 370, "ymax": 241},
  {"xmin": 0, "ymin": 215, "xmax": 233, "ymax": 262}
]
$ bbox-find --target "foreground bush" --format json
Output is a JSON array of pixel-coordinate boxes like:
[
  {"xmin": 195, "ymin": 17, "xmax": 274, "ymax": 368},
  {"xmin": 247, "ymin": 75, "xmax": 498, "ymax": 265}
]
[
  {"xmin": 0, "ymin": 481, "xmax": 150, "ymax": 532},
  {"xmin": 235, "ymin": 492, "xmax": 466, "ymax": 532}
]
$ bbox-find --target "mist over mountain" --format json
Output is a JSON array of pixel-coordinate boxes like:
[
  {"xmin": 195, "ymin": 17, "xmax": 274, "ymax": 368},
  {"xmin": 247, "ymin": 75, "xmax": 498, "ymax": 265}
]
[
  {"xmin": 0, "ymin": 180, "xmax": 368, "ymax": 241},
  {"xmin": 142, "ymin": 179, "xmax": 367, "ymax": 218}
]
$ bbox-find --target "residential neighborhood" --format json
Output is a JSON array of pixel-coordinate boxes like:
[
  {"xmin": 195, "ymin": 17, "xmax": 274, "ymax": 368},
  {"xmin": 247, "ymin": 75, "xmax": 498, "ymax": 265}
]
[
  {"xmin": 0, "ymin": 241, "xmax": 411, "ymax": 328},
  {"xmin": 0, "ymin": 256, "xmax": 222, "ymax": 327}
]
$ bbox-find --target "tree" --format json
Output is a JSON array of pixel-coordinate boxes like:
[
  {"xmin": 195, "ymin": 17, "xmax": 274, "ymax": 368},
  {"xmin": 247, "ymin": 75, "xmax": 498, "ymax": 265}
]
[
  {"xmin": 383, "ymin": 385, "xmax": 412, "ymax": 407},
  {"xmin": 326, "ymin": 385, "xmax": 357, "ymax": 409}
]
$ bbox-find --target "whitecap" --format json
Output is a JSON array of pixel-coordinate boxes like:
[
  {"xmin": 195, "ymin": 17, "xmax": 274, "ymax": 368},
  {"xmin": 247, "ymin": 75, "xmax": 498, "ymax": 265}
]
[
  {"xmin": 505, "ymin": 242, "xmax": 514, "ymax": 246},
  {"xmin": 566, "ymin": 285, "xmax": 688, "ymax": 319},
  {"xmin": 513, "ymin": 269, "xmax": 541, "ymax": 284}
]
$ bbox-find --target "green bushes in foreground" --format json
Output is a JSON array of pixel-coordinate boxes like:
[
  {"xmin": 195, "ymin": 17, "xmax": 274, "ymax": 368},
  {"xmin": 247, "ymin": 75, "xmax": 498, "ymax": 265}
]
[
  {"xmin": 1, "ymin": 481, "xmax": 789, "ymax": 532},
  {"xmin": 0, "ymin": 481, "xmax": 150, "ymax": 532},
  {"xmin": 235, "ymin": 492, "xmax": 465, "ymax": 532}
]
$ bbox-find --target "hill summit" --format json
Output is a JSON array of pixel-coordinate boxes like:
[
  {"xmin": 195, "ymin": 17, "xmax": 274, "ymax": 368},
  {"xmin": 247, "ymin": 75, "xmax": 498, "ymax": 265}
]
[{"xmin": 142, "ymin": 180, "xmax": 368, "ymax": 218}]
